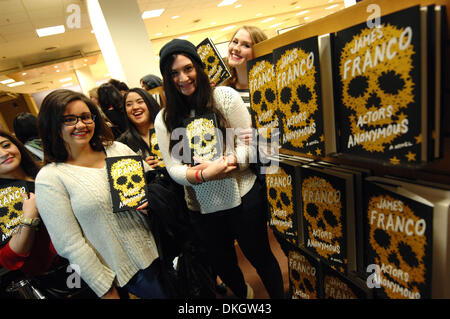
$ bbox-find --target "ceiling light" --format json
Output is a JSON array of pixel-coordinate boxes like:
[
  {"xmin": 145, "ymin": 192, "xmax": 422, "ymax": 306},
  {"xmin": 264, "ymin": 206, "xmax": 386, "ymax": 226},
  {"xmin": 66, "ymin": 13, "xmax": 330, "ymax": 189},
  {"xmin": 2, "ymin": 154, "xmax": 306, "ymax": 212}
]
[
  {"xmin": 270, "ymin": 23, "xmax": 282, "ymax": 28},
  {"xmin": 155, "ymin": 32, "xmax": 163, "ymax": 36},
  {"xmin": 84, "ymin": 59, "xmax": 88, "ymax": 62},
  {"xmin": 262, "ymin": 17, "xmax": 275, "ymax": 23},
  {"xmin": 211, "ymin": 22, "xmax": 217, "ymax": 25},
  {"xmin": 178, "ymin": 35, "xmax": 189, "ymax": 39},
  {"xmin": 304, "ymin": 17, "xmax": 310, "ymax": 20},
  {"xmin": 36, "ymin": 25, "xmax": 65, "ymax": 37},
  {"xmin": 142, "ymin": 9, "xmax": 165, "ymax": 19},
  {"xmin": 235, "ymin": 4, "xmax": 242, "ymax": 8},
  {"xmin": 0, "ymin": 79, "xmax": 14, "ymax": 84},
  {"xmin": 54, "ymin": 65, "xmax": 58, "ymax": 68},
  {"xmin": 256, "ymin": 13, "xmax": 262, "ymax": 16},
  {"xmin": 344, "ymin": 0, "xmax": 356, "ymax": 6},
  {"xmin": 56, "ymin": 69, "xmax": 60, "ymax": 72},
  {"xmin": 7, "ymin": 81, "xmax": 25, "ymax": 87},
  {"xmin": 221, "ymin": 25, "xmax": 235, "ymax": 31},
  {"xmin": 218, "ymin": 0, "xmax": 237, "ymax": 7},
  {"xmin": 61, "ymin": 83, "xmax": 73, "ymax": 87},
  {"xmin": 60, "ymin": 77, "xmax": 72, "ymax": 82},
  {"xmin": 22, "ymin": 72, "xmax": 27, "ymax": 76},
  {"xmin": 326, "ymin": 4, "xmax": 339, "ymax": 9},
  {"xmin": 296, "ymin": 10, "xmax": 310, "ymax": 16},
  {"xmin": 172, "ymin": 15, "xmax": 179, "ymax": 19}
]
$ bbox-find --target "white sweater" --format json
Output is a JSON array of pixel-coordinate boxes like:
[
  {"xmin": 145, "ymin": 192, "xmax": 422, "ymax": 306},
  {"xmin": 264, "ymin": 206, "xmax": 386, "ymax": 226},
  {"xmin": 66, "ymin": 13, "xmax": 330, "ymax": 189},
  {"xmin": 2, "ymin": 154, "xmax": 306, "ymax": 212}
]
[
  {"xmin": 154, "ymin": 86, "xmax": 257, "ymax": 213},
  {"xmin": 35, "ymin": 141, "xmax": 158, "ymax": 297}
]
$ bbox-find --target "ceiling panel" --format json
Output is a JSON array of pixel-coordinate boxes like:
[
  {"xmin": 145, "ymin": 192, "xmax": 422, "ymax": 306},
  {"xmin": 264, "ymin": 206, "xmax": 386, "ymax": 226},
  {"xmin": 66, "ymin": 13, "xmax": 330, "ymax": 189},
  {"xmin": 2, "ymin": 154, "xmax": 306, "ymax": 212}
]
[
  {"xmin": 0, "ymin": 0, "xmax": 25, "ymax": 14},
  {"xmin": 0, "ymin": 11, "xmax": 28, "ymax": 26},
  {"xmin": 0, "ymin": 0, "xmax": 346, "ymax": 94},
  {"xmin": 21, "ymin": 0, "xmax": 63, "ymax": 11}
]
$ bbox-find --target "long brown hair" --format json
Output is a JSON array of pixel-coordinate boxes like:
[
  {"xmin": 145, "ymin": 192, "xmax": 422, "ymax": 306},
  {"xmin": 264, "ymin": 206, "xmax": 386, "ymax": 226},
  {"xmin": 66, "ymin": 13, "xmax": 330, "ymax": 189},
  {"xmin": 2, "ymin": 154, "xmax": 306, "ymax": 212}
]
[
  {"xmin": 222, "ymin": 26, "xmax": 268, "ymax": 89},
  {"xmin": 160, "ymin": 53, "xmax": 229, "ymax": 152},
  {"xmin": 0, "ymin": 130, "xmax": 40, "ymax": 179}
]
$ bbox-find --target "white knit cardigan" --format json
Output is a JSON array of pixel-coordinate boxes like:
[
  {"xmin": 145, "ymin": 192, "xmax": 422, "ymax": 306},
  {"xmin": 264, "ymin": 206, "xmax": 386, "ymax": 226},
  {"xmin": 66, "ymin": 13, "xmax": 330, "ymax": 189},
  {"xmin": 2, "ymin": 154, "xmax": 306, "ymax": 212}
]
[
  {"xmin": 154, "ymin": 86, "xmax": 257, "ymax": 213},
  {"xmin": 35, "ymin": 141, "xmax": 158, "ymax": 297}
]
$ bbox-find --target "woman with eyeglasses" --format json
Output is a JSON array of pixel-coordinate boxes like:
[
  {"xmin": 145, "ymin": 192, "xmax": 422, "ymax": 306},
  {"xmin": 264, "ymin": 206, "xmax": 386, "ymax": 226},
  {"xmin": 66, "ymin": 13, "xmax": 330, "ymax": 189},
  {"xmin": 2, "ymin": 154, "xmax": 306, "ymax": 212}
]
[{"xmin": 35, "ymin": 89, "xmax": 166, "ymax": 299}]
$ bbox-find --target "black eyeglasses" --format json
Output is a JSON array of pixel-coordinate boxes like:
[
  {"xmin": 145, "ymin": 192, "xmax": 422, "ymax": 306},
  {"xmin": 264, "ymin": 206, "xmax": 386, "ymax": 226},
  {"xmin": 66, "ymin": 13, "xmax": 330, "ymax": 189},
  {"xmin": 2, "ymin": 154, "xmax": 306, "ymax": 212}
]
[{"xmin": 61, "ymin": 113, "xmax": 96, "ymax": 126}]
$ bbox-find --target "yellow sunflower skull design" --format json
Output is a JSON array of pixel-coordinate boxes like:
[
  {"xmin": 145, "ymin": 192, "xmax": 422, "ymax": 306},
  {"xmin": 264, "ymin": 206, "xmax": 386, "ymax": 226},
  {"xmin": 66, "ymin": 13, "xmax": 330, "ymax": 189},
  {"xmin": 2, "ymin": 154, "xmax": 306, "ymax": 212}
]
[
  {"xmin": 339, "ymin": 24, "xmax": 415, "ymax": 153},
  {"xmin": 289, "ymin": 250, "xmax": 319, "ymax": 299},
  {"xmin": 198, "ymin": 43, "xmax": 222, "ymax": 84},
  {"xmin": 150, "ymin": 131, "xmax": 165, "ymax": 168},
  {"xmin": 186, "ymin": 118, "xmax": 220, "ymax": 161},
  {"xmin": 111, "ymin": 158, "xmax": 146, "ymax": 208},
  {"xmin": 0, "ymin": 186, "xmax": 27, "ymax": 240},
  {"xmin": 266, "ymin": 166, "xmax": 295, "ymax": 241},
  {"xmin": 249, "ymin": 59, "xmax": 278, "ymax": 140},
  {"xmin": 367, "ymin": 194, "xmax": 428, "ymax": 299},
  {"xmin": 302, "ymin": 175, "xmax": 344, "ymax": 272},
  {"xmin": 276, "ymin": 47, "xmax": 318, "ymax": 149}
]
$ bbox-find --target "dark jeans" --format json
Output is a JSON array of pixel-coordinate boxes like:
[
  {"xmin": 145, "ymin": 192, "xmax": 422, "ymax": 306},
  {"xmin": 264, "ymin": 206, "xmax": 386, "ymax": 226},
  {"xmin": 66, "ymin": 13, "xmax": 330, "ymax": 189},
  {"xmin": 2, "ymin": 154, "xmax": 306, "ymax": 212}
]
[
  {"xmin": 124, "ymin": 259, "xmax": 166, "ymax": 299},
  {"xmin": 190, "ymin": 180, "xmax": 284, "ymax": 299}
]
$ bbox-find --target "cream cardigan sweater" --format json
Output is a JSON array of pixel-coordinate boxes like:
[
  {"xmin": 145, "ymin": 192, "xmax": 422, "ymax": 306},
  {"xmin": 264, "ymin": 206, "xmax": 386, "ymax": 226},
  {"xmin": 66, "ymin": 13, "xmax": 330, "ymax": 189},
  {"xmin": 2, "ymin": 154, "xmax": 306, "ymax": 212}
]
[
  {"xmin": 154, "ymin": 86, "xmax": 257, "ymax": 213},
  {"xmin": 35, "ymin": 141, "xmax": 158, "ymax": 297}
]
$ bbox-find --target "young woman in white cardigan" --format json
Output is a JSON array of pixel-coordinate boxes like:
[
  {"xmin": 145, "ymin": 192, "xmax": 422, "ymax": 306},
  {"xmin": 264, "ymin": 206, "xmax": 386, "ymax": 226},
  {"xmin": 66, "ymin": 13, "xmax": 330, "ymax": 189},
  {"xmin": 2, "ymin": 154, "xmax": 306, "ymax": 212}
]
[
  {"xmin": 155, "ymin": 39, "xmax": 284, "ymax": 299},
  {"xmin": 35, "ymin": 89, "xmax": 165, "ymax": 299}
]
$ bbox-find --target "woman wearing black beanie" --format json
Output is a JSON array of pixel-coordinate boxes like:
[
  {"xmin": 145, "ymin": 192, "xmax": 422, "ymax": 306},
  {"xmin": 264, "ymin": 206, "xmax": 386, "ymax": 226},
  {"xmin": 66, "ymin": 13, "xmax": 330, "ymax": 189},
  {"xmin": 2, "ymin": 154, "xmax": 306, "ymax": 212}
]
[{"xmin": 154, "ymin": 39, "xmax": 284, "ymax": 299}]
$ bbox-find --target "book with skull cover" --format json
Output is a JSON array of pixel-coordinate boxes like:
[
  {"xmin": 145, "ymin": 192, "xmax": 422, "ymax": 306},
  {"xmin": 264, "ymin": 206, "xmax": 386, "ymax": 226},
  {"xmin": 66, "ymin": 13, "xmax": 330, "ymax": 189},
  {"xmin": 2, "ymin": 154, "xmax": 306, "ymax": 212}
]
[
  {"xmin": 149, "ymin": 128, "xmax": 165, "ymax": 168},
  {"xmin": 0, "ymin": 179, "xmax": 30, "ymax": 245},
  {"xmin": 247, "ymin": 53, "xmax": 279, "ymax": 143},
  {"xmin": 273, "ymin": 35, "xmax": 326, "ymax": 158},
  {"xmin": 314, "ymin": 160, "xmax": 372, "ymax": 276},
  {"xmin": 331, "ymin": 5, "xmax": 434, "ymax": 165},
  {"xmin": 364, "ymin": 176, "xmax": 450, "ymax": 298},
  {"xmin": 265, "ymin": 160, "xmax": 302, "ymax": 246},
  {"xmin": 322, "ymin": 261, "xmax": 373, "ymax": 299},
  {"xmin": 300, "ymin": 165, "xmax": 357, "ymax": 274},
  {"xmin": 106, "ymin": 156, "xmax": 148, "ymax": 213},
  {"xmin": 196, "ymin": 38, "xmax": 231, "ymax": 86},
  {"xmin": 183, "ymin": 113, "xmax": 223, "ymax": 166},
  {"xmin": 287, "ymin": 243, "xmax": 323, "ymax": 299}
]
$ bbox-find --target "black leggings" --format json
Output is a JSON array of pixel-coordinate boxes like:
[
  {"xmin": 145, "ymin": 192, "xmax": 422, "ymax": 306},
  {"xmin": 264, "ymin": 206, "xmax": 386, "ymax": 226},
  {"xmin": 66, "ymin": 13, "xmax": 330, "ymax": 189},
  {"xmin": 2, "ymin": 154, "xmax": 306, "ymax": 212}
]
[{"xmin": 190, "ymin": 181, "xmax": 284, "ymax": 299}]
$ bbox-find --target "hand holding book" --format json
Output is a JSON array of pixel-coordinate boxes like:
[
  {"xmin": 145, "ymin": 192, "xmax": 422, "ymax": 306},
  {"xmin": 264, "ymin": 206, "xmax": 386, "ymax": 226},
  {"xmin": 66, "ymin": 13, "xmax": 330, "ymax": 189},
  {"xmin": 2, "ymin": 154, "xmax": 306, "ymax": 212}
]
[
  {"xmin": 21, "ymin": 192, "xmax": 38, "ymax": 219},
  {"xmin": 144, "ymin": 155, "xmax": 161, "ymax": 169},
  {"xmin": 190, "ymin": 156, "xmax": 237, "ymax": 182}
]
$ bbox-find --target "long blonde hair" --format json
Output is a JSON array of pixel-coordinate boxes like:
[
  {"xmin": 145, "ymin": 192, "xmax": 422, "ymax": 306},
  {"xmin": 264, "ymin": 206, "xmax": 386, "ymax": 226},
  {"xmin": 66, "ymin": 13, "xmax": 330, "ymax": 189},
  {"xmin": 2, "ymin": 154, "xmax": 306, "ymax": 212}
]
[{"xmin": 222, "ymin": 26, "xmax": 268, "ymax": 89}]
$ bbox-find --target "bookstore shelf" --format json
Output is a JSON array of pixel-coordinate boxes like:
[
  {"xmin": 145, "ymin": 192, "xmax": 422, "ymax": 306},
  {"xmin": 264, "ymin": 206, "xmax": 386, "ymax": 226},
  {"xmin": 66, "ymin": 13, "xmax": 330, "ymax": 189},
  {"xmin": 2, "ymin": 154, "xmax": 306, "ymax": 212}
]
[{"xmin": 252, "ymin": 0, "xmax": 450, "ymax": 299}]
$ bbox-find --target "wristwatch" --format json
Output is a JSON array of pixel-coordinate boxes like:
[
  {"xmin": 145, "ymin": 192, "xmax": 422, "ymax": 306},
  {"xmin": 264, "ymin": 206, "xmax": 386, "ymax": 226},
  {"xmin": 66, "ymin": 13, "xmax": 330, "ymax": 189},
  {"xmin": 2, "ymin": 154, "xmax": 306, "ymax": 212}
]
[{"xmin": 21, "ymin": 217, "xmax": 41, "ymax": 230}]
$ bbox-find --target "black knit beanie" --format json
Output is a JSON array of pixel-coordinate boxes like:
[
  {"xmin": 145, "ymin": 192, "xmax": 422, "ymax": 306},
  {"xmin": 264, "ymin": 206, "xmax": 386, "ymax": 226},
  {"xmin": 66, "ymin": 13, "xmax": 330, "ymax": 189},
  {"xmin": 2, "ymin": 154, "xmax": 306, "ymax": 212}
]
[{"xmin": 159, "ymin": 39, "xmax": 203, "ymax": 73}]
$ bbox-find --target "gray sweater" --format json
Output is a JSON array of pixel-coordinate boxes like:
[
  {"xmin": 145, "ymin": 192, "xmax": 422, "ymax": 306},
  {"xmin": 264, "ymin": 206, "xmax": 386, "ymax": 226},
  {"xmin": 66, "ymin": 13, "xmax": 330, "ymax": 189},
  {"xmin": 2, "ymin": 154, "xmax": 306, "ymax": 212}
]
[{"xmin": 35, "ymin": 141, "xmax": 158, "ymax": 297}]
